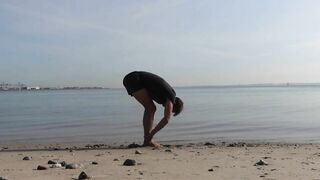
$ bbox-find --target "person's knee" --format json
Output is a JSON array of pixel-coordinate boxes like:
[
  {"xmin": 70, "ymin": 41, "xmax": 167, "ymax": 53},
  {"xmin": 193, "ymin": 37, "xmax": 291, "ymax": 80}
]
[{"xmin": 145, "ymin": 104, "xmax": 156, "ymax": 114}]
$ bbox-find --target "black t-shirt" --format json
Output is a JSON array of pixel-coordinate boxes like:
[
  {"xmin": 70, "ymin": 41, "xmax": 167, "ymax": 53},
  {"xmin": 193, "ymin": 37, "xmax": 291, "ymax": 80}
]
[{"xmin": 138, "ymin": 71, "xmax": 176, "ymax": 105}]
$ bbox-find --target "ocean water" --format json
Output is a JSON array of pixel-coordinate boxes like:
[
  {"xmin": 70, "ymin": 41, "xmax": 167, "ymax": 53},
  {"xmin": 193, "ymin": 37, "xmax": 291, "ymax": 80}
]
[{"xmin": 1, "ymin": 87, "xmax": 320, "ymax": 145}]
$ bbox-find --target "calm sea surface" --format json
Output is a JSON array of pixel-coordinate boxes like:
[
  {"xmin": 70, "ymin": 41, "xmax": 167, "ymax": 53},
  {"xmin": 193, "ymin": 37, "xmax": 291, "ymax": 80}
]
[{"xmin": 1, "ymin": 87, "xmax": 320, "ymax": 145}]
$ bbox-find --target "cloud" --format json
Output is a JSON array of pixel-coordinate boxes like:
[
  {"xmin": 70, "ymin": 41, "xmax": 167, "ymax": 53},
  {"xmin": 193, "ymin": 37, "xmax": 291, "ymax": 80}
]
[
  {"xmin": 1, "ymin": 0, "xmax": 320, "ymax": 86},
  {"xmin": 1, "ymin": 1, "xmax": 243, "ymax": 62}
]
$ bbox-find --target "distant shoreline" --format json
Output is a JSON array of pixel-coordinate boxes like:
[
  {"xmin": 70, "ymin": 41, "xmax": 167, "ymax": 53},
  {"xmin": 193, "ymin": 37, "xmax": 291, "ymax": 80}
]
[
  {"xmin": 0, "ymin": 87, "xmax": 110, "ymax": 92},
  {"xmin": 175, "ymin": 83, "xmax": 320, "ymax": 89},
  {"xmin": 3, "ymin": 83, "xmax": 320, "ymax": 92}
]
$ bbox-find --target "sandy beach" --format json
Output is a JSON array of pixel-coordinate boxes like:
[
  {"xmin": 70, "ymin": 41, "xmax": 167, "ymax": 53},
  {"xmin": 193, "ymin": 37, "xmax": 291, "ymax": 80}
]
[{"xmin": 1, "ymin": 143, "xmax": 320, "ymax": 180}]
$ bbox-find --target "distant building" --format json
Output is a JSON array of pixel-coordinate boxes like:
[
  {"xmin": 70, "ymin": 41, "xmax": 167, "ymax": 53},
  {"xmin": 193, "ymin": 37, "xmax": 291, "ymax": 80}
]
[
  {"xmin": 0, "ymin": 82, "xmax": 27, "ymax": 91},
  {"xmin": 27, "ymin": 86, "xmax": 41, "ymax": 90}
]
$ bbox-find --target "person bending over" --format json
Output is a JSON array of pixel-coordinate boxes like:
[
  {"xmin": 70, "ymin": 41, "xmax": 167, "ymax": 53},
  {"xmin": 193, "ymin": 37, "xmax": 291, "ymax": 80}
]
[{"xmin": 123, "ymin": 71, "xmax": 184, "ymax": 147}]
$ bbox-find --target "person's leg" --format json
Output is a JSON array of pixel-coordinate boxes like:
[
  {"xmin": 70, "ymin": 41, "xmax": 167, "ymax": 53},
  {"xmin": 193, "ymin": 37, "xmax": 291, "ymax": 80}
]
[{"xmin": 132, "ymin": 88, "xmax": 158, "ymax": 146}]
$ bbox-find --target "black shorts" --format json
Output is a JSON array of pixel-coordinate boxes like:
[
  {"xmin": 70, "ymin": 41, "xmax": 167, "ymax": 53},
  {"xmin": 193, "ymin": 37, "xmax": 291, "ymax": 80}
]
[{"xmin": 123, "ymin": 71, "xmax": 143, "ymax": 96}]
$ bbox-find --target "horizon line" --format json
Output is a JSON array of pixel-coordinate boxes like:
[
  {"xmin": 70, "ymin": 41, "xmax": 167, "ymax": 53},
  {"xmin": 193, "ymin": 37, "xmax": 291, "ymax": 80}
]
[{"xmin": 3, "ymin": 82, "xmax": 320, "ymax": 89}]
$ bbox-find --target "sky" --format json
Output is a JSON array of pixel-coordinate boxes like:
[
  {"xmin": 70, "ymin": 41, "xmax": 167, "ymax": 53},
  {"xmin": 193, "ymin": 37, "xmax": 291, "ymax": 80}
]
[{"xmin": 1, "ymin": 0, "xmax": 320, "ymax": 88}]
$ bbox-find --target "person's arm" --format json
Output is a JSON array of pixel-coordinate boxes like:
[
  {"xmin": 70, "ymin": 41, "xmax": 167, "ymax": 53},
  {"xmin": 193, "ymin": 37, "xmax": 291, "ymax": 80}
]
[{"xmin": 149, "ymin": 99, "xmax": 173, "ymax": 138}]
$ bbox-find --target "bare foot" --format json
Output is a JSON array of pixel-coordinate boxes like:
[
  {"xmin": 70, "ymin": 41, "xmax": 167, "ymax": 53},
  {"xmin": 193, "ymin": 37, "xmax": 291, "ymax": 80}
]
[{"xmin": 143, "ymin": 141, "xmax": 162, "ymax": 148}]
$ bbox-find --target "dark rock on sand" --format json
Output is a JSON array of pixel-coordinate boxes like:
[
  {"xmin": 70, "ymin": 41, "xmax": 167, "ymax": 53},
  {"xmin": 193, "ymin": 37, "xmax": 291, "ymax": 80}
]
[
  {"xmin": 113, "ymin": 158, "xmax": 119, "ymax": 161},
  {"xmin": 93, "ymin": 144, "xmax": 103, "ymax": 148},
  {"xmin": 0, "ymin": 177, "xmax": 9, "ymax": 180},
  {"xmin": 48, "ymin": 160, "xmax": 57, "ymax": 164},
  {"xmin": 135, "ymin": 150, "xmax": 142, "ymax": 154},
  {"xmin": 123, "ymin": 159, "xmax": 136, "ymax": 166},
  {"xmin": 226, "ymin": 142, "xmax": 247, "ymax": 147},
  {"xmin": 262, "ymin": 156, "xmax": 271, "ymax": 159},
  {"xmin": 78, "ymin": 171, "xmax": 90, "ymax": 179},
  {"xmin": 208, "ymin": 168, "xmax": 214, "ymax": 172},
  {"xmin": 23, "ymin": 156, "xmax": 32, "ymax": 160},
  {"xmin": 227, "ymin": 143, "xmax": 236, "ymax": 147},
  {"xmin": 204, "ymin": 142, "xmax": 215, "ymax": 146},
  {"xmin": 60, "ymin": 161, "xmax": 66, "ymax": 167},
  {"xmin": 85, "ymin": 144, "xmax": 92, "ymax": 149},
  {"xmin": 254, "ymin": 160, "xmax": 268, "ymax": 166},
  {"xmin": 66, "ymin": 163, "xmax": 80, "ymax": 169},
  {"xmin": 92, "ymin": 161, "xmax": 98, "ymax": 165},
  {"xmin": 50, "ymin": 163, "xmax": 62, "ymax": 168},
  {"xmin": 165, "ymin": 149, "xmax": 172, "ymax": 153},
  {"xmin": 127, "ymin": 143, "xmax": 141, "ymax": 149},
  {"xmin": 37, "ymin": 165, "xmax": 48, "ymax": 170}
]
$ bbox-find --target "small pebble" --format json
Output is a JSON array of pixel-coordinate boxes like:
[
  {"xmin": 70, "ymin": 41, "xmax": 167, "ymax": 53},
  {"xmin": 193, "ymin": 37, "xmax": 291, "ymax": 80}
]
[
  {"xmin": 50, "ymin": 163, "xmax": 62, "ymax": 168},
  {"xmin": 135, "ymin": 150, "xmax": 142, "ymax": 154},
  {"xmin": 48, "ymin": 160, "xmax": 57, "ymax": 164},
  {"xmin": 262, "ymin": 156, "xmax": 271, "ymax": 159},
  {"xmin": 165, "ymin": 149, "xmax": 172, "ymax": 153},
  {"xmin": 113, "ymin": 158, "xmax": 119, "ymax": 161},
  {"xmin": 23, "ymin": 156, "xmax": 32, "ymax": 161},
  {"xmin": 227, "ymin": 143, "xmax": 236, "ymax": 147},
  {"xmin": 127, "ymin": 143, "xmax": 141, "ymax": 148},
  {"xmin": 60, "ymin": 161, "xmax": 66, "ymax": 167},
  {"xmin": 204, "ymin": 142, "xmax": 215, "ymax": 146},
  {"xmin": 78, "ymin": 171, "xmax": 90, "ymax": 179},
  {"xmin": 123, "ymin": 159, "xmax": 136, "ymax": 166},
  {"xmin": 37, "ymin": 165, "xmax": 48, "ymax": 170},
  {"xmin": 92, "ymin": 162, "xmax": 98, "ymax": 165},
  {"xmin": 66, "ymin": 163, "xmax": 79, "ymax": 169},
  {"xmin": 254, "ymin": 160, "xmax": 268, "ymax": 166},
  {"xmin": 93, "ymin": 144, "xmax": 100, "ymax": 148},
  {"xmin": 208, "ymin": 168, "xmax": 214, "ymax": 172},
  {"xmin": 85, "ymin": 144, "xmax": 92, "ymax": 149}
]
